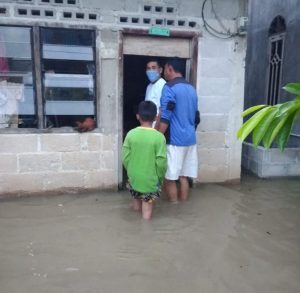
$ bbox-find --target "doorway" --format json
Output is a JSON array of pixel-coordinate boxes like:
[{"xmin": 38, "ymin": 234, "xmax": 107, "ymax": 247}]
[{"xmin": 123, "ymin": 55, "xmax": 187, "ymax": 135}]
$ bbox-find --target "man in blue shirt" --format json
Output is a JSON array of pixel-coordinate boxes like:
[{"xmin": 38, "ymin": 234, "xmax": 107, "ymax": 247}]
[{"xmin": 157, "ymin": 58, "xmax": 199, "ymax": 202}]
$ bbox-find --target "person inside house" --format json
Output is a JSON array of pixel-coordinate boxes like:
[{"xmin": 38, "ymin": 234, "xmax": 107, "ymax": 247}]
[
  {"xmin": 122, "ymin": 101, "xmax": 167, "ymax": 220},
  {"xmin": 145, "ymin": 59, "xmax": 166, "ymax": 119},
  {"xmin": 156, "ymin": 57, "xmax": 200, "ymax": 202}
]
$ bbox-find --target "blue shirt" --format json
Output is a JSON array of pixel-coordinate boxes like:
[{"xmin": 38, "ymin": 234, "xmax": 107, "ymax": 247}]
[{"xmin": 160, "ymin": 77, "xmax": 198, "ymax": 146}]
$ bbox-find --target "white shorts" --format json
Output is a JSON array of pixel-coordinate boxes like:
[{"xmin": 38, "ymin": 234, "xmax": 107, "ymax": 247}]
[{"xmin": 165, "ymin": 145, "xmax": 198, "ymax": 180}]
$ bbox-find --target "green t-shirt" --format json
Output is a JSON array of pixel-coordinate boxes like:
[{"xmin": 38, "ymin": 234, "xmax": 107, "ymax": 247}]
[{"xmin": 122, "ymin": 127, "xmax": 167, "ymax": 193}]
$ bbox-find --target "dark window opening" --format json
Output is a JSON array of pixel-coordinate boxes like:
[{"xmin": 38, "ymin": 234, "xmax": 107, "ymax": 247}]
[
  {"xmin": 41, "ymin": 0, "xmax": 50, "ymax": 3},
  {"xmin": 189, "ymin": 21, "xmax": 196, "ymax": 28},
  {"xmin": 18, "ymin": 9, "xmax": 27, "ymax": 15},
  {"xmin": 45, "ymin": 10, "xmax": 54, "ymax": 17},
  {"xmin": 120, "ymin": 17, "xmax": 128, "ymax": 23},
  {"xmin": 166, "ymin": 7, "xmax": 174, "ymax": 13},
  {"xmin": 55, "ymin": 0, "xmax": 63, "ymax": 4},
  {"xmin": 67, "ymin": 0, "xmax": 76, "ymax": 4},
  {"xmin": 0, "ymin": 8, "xmax": 6, "ymax": 14},
  {"xmin": 143, "ymin": 18, "xmax": 151, "ymax": 24},
  {"xmin": 31, "ymin": 10, "xmax": 41, "ymax": 16},
  {"xmin": 89, "ymin": 14, "xmax": 97, "ymax": 20},
  {"xmin": 132, "ymin": 17, "xmax": 139, "ymax": 23},
  {"xmin": 156, "ymin": 19, "xmax": 163, "ymax": 25},
  {"xmin": 144, "ymin": 5, "xmax": 151, "ymax": 12},
  {"xmin": 178, "ymin": 20, "xmax": 185, "ymax": 26},
  {"xmin": 167, "ymin": 20, "xmax": 174, "ymax": 26},
  {"xmin": 63, "ymin": 12, "xmax": 72, "ymax": 18},
  {"xmin": 155, "ymin": 6, "xmax": 163, "ymax": 12},
  {"xmin": 76, "ymin": 13, "xmax": 84, "ymax": 19}
]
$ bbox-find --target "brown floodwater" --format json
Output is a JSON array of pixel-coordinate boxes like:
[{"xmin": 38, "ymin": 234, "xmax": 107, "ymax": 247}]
[{"xmin": 0, "ymin": 175, "xmax": 299, "ymax": 293}]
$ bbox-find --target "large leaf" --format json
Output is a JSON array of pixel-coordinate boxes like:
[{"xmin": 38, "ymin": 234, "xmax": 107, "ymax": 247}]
[
  {"xmin": 237, "ymin": 106, "xmax": 272, "ymax": 141},
  {"xmin": 252, "ymin": 107, "xmax": 278, "ymax": 146},
  {"xmin": 277, "ymin": 101, "xmax": 296, "ymax": 116},
  {"xmin": 283, "ymin": 83, "xmax": 300, "ymax": 96},
  {"xmin": 241, "ymin": 104, "xmax": 267, "ymax": 118},
  {"xmin": 263, "ymin": 105, "xmax": 300, "ymax": 148},
  {"xmin": 276, "ymin": 109, "xmax": 300, "ymax": 151}
]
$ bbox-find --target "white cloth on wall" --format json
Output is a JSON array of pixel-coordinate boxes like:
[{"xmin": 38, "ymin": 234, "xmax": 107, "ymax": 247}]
[
  {"xmin": 0, "ymin": 80, "xmax": 24, "ymax": 128},
  {"xmin": 145, "ymin": 77, "xmax": 166, "ymax": 113}
]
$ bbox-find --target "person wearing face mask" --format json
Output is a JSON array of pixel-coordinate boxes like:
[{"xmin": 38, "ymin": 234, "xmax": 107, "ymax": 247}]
[{"xmin": 145, "ymin": 59, "xmax": 166, "ymax": 115}]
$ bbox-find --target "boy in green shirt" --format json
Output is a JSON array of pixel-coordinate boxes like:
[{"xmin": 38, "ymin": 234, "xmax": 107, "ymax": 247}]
[{"xmin": 122, "ymin": 101, "xmax": 167, "ymax": 220}]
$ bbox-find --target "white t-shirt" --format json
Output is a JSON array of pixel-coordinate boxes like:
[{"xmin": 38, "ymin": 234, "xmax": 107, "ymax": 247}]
[{"xmin": 145, "ymin": 77, "xmax": 166, "ymax": 113}]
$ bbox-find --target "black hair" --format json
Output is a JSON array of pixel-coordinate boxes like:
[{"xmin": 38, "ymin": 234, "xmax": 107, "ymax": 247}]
[
  {"xmin": 138, "ymin": 101, "xmax": 157, "ymax": 122},
  {"xmin": 165, "ymin": 57, "xmax": 184, "ymax": 75},
  {"xmin": 146, "ymin": 58, "xmax": 162, "ymax": 68}
]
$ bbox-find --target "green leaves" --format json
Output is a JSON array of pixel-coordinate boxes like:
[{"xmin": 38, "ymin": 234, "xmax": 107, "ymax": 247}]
[
  {"xmin": 237, "ymin": 83, "xmax": 300, "ymax": 151},
  {"xmin": 282, "ymin": 83, "xmax": 300, "ymax": 96}
]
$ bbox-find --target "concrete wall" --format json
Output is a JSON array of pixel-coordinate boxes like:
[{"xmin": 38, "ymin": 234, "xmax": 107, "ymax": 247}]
[
  {"xmin": 242, "ymin": 0, "xmax": 300, "ymax": 178},
  {"xmin": 244, "ymin": 0, "xmax": 300, "ymax": 138},
  {"xmin": 0, "ymin": 0, "xmax": 247, "ymax": 195},
  {"xmin": 242, "ymin": 142, "xmax": 300, "ymax": 177},
  {"xmin": 0, "ymin": 133, "xmax": 117, "ymax": 196}
]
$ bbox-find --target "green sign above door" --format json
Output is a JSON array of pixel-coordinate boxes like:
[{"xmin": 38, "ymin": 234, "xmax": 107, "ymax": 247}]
[{"xmin": 148, "ymin": 26, "xmax": 170, "ymax": 37}]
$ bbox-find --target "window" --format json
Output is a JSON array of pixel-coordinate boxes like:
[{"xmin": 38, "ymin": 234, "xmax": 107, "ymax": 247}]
[
  {"xmin": 0, "ymin": 26, "xmax": 36, "ymax": 128},
  {"xmin": 266, "ymin": 16, "xmax": 286, "ymax": 105},
  {"xmin": 41, "ymin": 28, "xmax": 96, "ymax": 128}
]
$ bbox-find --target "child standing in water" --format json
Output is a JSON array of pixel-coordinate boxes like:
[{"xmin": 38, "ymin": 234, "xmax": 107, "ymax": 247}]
[{"xmin": 122, "ymin": 101, "xmax": 167, "ymax": 220}]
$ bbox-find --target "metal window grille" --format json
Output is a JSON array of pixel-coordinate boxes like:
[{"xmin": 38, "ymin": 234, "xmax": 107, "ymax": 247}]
[{"xmin": 266, "ymin": 33, "xmax": 285, "ymax": 105}]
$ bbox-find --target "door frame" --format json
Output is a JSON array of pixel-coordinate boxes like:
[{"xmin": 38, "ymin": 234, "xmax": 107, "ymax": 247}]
[{"xmin": 117, "ymin": 28, "xmax": 200, "ymax": 188}]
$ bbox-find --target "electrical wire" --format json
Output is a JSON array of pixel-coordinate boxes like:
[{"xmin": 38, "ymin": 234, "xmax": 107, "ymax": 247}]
[{"xmin": 201, "ymin": 0, "xmax": 238, "ymax": 39}]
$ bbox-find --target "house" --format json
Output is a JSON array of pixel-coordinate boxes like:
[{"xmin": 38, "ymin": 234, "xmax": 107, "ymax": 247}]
[
  {"xmin": 0, "ymin": 0, "xmax": 247, "ymax": 196},
  {"xmin": 242, "ymin": 0, "xmax": 300, "ymax": 177}
]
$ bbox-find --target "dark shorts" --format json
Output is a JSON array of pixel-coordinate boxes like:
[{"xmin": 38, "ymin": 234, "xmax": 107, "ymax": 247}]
[{"xmin": 126, "ymin": 183, "xmax": 161, "ymax": 203}]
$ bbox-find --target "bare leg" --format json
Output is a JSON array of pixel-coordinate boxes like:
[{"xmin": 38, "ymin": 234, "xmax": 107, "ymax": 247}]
[
  {"xmin": 179, "ymin": 176, "xmax": 189, "ymax": 201},
  {"xmin": 132, "ymin": 199, "xmax": 142, "ymax": 212},
  {"xmin": 142, "ymin": 201, "xmax": 153, "ymax": 220},
  {"xmin": 164, "ymin": 179, "xmax": 178, "ymax": 202}
]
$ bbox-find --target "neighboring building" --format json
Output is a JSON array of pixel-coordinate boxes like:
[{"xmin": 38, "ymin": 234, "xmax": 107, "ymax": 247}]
[
  {"xmin": 0, "ymin": 0, "xmax": 247, "ymax": 196},
  {"xmin": 243, "ymin": 0, "xmax": 300, "ymax": 177}
]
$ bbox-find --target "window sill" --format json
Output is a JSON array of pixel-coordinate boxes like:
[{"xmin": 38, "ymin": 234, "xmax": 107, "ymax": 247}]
[{"xmin": 0, "ymin": 127, "xmax": 101, "ymax": 134}]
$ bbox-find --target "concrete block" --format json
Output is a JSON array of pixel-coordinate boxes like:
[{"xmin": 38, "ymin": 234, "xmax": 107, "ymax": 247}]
[
  {"xmin": 198, "ymin": 77, "xmax": 231, "ymax": 97},
  {"xmin": 198, "ymin": 148, "xmax": 227, "ymax": 165},
  {"xmin": 198, "ymin": 114, "xmax": 228, "ymax": 132},
  {"xmin": 62, "ymin": 152, "xmax": 100, "ymax": 171},
  {"xmin": 197, "ymin": 164, "xmax": 228, "ymax": 183},
  {"xmin": 0, "ymin": 173, "xmax": 44, "ymax": 194},
  {"xmin": 199, "ymin": 37, "xmax": 232, "ymax": 59},
  {"xmin": 84, "ymin": 170, "xmax": 116, "ymax": 188},
  {"xmin": 100, "ymin": 150, "xmax": 115, "ymax": 170},
  {"xmin": 197, "ymin": 132, "xmax": 225, "ymax": 148},
  {"xmin": 43, "ymin": 172, "xmax": 85, "ymax": 190},
  {"xmin": 19, "ymin": 153, "xmax": 61, "ymax": 173},
  {"xmin": 261, "ymin": 163, "xmax": 288, "ymax": 178},
  {"xmin": 265, "ymin": 149, "xmax": 298, "ymax": 164},
  {"xmin": 87, "ymin": 133, "xmax": 103, "ymax": 151},
  {"xmin": 199, "ymin": 58, "xmax": 234, "ymax": 78},
  {"xmin": 0, "ymin": 134, "xmax": 38, "ymax": 153},
  {"xmin": 287, "ymin": 164, "xmax": 300, "ymax": 176},
  {"xmin": 102, "ymin": 135, "xmax": 115, "ymax": 151},
  {"xmin": 199, "ymin": 96, "xmax": 230, "ymax": 114},
  {"xmin": 40, "ymin": 134, "xmax": 80, "ymax": 152},
  {"xmin": 0, "ymin": 154, "xmax": 17, "ymax": 173}
]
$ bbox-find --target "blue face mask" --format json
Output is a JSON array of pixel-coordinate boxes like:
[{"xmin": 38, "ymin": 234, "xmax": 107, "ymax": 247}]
[{"xmin": 146, "ymin": 70, "xmax": 160, "ymax": 83}]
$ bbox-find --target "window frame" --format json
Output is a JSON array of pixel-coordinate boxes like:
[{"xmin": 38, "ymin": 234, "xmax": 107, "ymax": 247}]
[
  {"xmin": 265, "ymin": 32, "xmax": 285, "ymax": 106},
  {"xmin": 0, "ymin": 23, "xmax": 98, "ymax": 134}
]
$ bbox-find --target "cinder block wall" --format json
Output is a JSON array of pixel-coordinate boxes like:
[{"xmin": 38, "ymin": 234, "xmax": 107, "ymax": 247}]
[
  {"xmin": 0, "ymin": 0, "xmax": 247, "ymax": 195},
  {"xmin": 242, "ymin": 142, "xmax": 300, "ymax": 177},
  {"xmin": 0, "ymin": 133, "xmax": 117, "ymax": 196}
]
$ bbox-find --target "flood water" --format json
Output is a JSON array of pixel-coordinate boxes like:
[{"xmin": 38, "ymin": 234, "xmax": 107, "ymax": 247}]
[{"xmin": 0, "ymin": 175, "xmax": 299, "ymax": 293}]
